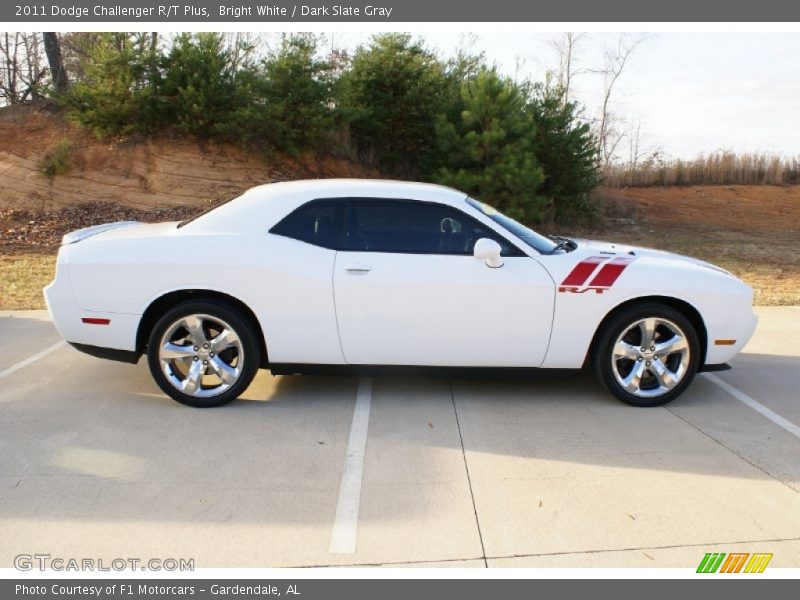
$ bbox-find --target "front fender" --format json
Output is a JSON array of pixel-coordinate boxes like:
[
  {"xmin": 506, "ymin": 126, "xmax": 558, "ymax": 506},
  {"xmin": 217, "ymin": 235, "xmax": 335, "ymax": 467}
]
[{"xmin": 538, "ymin": 254, "xmax": 753, "ymax": 368}]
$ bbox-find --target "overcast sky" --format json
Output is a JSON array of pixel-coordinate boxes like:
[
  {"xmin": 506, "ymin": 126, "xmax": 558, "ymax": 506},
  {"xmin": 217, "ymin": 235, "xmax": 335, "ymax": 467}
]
[{"xmin": 333, "ymin": 32, "xmax": 800, "ymax": 160}]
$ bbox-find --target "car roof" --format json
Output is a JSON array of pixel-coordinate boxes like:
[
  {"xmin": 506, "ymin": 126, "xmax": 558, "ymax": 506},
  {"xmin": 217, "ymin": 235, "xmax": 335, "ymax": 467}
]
[
  {"xmin": 240, "ymin": 178, "xmax": 466, "ymax": 201},
  {"xmin": 183, "ymin": 179, "xmax": 469, "ymax": 233}
]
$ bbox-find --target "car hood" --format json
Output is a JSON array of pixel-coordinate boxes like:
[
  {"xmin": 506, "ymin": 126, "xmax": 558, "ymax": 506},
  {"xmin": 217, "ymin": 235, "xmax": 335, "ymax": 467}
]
[{"xmin": 573, "ymin": 238, "xmax": 734, "ymax": 276}]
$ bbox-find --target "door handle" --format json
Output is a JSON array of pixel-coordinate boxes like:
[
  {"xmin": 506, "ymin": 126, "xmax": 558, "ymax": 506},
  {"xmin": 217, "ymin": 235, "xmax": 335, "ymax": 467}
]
[{"xmin": 345, "ymin": 264, "xmax": 372, "ymax": 274}]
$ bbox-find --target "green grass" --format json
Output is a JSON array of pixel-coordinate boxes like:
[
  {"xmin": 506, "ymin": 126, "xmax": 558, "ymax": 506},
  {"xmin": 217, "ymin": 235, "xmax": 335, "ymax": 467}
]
[
  {"xmin": 0, "ymin": 254, "xmax": 55, "ymax": 310},
  {"xmin": 39, "ymin": 139, "xmax": 73, "ymax": 179}
]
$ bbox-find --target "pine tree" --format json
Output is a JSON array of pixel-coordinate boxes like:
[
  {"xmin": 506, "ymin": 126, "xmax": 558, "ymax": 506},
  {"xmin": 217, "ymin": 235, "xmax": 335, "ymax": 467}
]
[
  {"xmin": 433, "ymin": 69, "xmax": 545, "ymax": 223},
  {"xmin": 527, "ymin": 82, "xmax": 598, "ymax": 225},
  {"xmin": 340, "ymin": 34, "xmax": 448, "ymax": 174},
  {"xmin": 64, "ymin": 33, "xmax": 158, "ymax": 136},
  {"xmin": 158, "ymin": 33, "xmax": 240, "ymax": 137},
  {"xmin": 229, "ymin": 34, "xmax": 334, "ymax": 154}
]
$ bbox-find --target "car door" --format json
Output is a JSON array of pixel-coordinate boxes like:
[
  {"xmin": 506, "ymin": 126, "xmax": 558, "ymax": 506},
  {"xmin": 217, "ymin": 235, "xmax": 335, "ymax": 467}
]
[
  {"xmin": 332, "ymin": 199, "xmax": 555, "ymax": 367},
  {"xmin": 265, "ymin": 199, "xmax": 348, "ymax": 364}
]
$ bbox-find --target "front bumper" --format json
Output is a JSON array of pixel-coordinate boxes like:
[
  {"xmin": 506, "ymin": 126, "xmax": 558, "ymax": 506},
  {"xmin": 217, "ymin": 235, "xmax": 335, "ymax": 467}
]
[{"xmin": 703, "ymin": 298, "xmax": 758, "ymax": 366}]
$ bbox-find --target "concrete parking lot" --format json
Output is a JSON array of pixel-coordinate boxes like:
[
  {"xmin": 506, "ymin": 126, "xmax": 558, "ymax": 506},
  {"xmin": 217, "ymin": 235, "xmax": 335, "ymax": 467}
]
[{"xmin": 1, "ymin": 307, "xmax": 799, "ymax": 568}]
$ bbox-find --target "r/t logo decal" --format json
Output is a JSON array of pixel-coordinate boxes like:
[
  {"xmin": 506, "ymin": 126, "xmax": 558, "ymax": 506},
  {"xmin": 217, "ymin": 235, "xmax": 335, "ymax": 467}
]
[{"xmin": 559, "ymin": 255, "xmax": 636, "ymax": 294}]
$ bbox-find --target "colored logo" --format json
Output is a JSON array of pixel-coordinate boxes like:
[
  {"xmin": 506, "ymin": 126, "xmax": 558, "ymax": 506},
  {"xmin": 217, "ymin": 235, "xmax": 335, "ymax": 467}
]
[
  {"xmin": 558, "ymin": 255, "xmax": 635, "ymax": 294},
  {"xmin": 696, "ymin": 552, "xmax": 773, "ymax": 573}
]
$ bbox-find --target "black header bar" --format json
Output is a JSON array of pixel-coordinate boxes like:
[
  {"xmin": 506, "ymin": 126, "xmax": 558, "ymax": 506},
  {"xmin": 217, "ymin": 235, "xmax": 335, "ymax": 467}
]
[{"xmin": 5, "ymin": 0, "xmax": 800, "ymax": 22}]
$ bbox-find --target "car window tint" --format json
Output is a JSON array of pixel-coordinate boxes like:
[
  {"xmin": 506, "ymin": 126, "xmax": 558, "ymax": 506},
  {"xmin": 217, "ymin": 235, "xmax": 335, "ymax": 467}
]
[
  {"xmin": 270, "ymin": 201, "xmax": 345, "ymax": 249},
  {"xmin": 342, "ymin": 200, "xmax": 521, "ymax": 256}
]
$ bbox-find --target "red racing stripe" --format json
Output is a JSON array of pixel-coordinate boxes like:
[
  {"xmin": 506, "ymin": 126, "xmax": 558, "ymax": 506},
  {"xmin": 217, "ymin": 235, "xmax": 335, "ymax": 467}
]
[
  {"xmin": 588, "ymin": 256, "xmax": 635, "ymax": 287},
  {"xmin": 560, "ymin": 256, "xmax": 607, "ymax": 286}
]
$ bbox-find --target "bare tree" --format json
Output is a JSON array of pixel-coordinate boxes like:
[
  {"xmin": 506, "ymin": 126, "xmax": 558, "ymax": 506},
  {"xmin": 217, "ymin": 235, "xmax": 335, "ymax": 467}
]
[
  {"xmin": 623, "ymin": 118, "xmax": 653, "ymax": 186},
  {"xmin": 326, "ymin": 32, "xmax": 351, "ymax": 78},
  {"xmin": 22, "ymin": 32, "xmax": 43, "ymax": 99},
  {"xmin": 149, "ymin": 32, "xmax": 159, "ymax": 85},
  {"xmin": 594, "ymin": 34, "xmax": 647, "ymax": 170},
  {"xmin": 549, "ymin": 32, "xmax": 587, "ymax": 105},
  {"xmin": 328, "ymin": 31, "xmax": 343, "ymax": 56},
  {"xmin": 627, "ymin": 119, "xmax": 642, "ymax": 179},
  {"xmin": 43, "ymin": 32, "xmax": 68, "ymax": 94},
  {"xmin": 513, "ymin": 54, "xmax": 527, "ymax": 83},
  {"xmin": 0, "ymin": 32, "xmax": 21, "ymax": 103},
  {"xmin": 456, "ymin": 32, "xmax": 480, "ymax": 57},
  {"xmin": 0, "ymin": 32, "xmax": 47, "ymax": 104},
  {"xmin": 60, "ymin": 32, "xmax": 102, "ymax": 82},
  {"xmin": 225, "ymin": 32, "xmax": 262, "ymax": 72}
]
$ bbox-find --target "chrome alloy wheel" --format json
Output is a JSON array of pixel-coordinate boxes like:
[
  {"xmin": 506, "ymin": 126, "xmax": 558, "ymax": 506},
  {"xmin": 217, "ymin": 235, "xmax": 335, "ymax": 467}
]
[
  {"xmin": 611, "ymin": 317, "xmax": 691, "ymax": 399},
  {"xmin": 158, "ymin": 313, "xmax": 244, "ymax": 399}
]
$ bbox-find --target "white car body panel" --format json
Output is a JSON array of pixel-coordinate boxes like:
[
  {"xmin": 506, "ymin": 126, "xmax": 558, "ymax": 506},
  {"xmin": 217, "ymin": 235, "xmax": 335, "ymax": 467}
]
[
  {"xmin": 44, "ymin": 179, "xmax": 757, "ymax": 373},
  {"xmin": 537, "ymin": 249, "xmax": 756, "ymax": 368},
  {"xmin": 333, "ymin": 252, "xmax": 554, "ymax": 366},
  {"xmin": 62, "ymin": 229, "xmax": 345, "ymax": 364}
]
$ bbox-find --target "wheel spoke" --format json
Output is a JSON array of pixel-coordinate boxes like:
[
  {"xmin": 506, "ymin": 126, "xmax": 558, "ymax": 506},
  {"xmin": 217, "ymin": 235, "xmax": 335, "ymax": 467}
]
[
  {"xmin": 638, "ymin": 318, "xmax": 658, "ymax": 347},
  {"xmin": 159, "ymin": 312, "xmax": 246, "ymax": 399},
  {"xmin": 161, "ymin": 342, "xmax": 195, "ymax": 361},
  {"xmin": 614, "ymin": 340, "xmax": 640, "ymax": 360},
  {"xmin": 650, "ymin": 359, "xmax": 679, "ymax": 390},
  {"xmin": 612, "ymin": 315, "xmax": 692, "ymax": 399},
  {"xmin": 208, "ymin": 356, "xmax": 238, "ymax": 385},
  {"xmin": 181, "ymin": 315, "xmax": 208, "ymax": 347},
  {"xmin": 181, "ymin": 360, "xmax": 206, "ymax": 395},
  {"xmin": 210, "ymin": 328, "xmax": 239, "ymax": 353},
  {"xmin": 654, "ymin": 334, "xmax": 688, "ymax": 356},
  {"xmin": 622, "ymin": 361, "xmax": 646, "ymax": 393}
]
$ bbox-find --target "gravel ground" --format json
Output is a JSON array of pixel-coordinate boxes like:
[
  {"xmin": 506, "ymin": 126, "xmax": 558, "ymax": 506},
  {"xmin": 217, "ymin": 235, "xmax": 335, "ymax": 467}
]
[{"xmin": 0, "ymin": 202, "xmax": 209, "ymax": 253}]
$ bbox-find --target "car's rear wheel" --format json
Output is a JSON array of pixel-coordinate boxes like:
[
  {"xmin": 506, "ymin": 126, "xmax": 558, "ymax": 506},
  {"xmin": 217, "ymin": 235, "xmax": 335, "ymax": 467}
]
[
  {"xmin": 592, "ymin": 303, "xmax": 700, "ymax": 407},
  {"xmin": 147, "ymin": 300, "xmax": 260, "ymax": 407}
]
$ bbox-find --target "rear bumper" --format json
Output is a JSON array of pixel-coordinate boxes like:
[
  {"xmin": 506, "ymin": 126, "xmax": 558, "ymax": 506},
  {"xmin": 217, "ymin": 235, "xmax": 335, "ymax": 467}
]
[
  {"xmin": 44, "ymin": 258, "xmax": 141, "ymax": 353},
  {"xmin": 69, "ymin": 343, "xmax": 141, "ymax": 364}
]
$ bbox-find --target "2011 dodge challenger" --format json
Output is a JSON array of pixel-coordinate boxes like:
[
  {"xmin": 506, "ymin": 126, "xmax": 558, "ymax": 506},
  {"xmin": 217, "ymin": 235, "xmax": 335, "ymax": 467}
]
[{"xmin": 44, "ymin": 179, "xmax": 757, "ymax": 408}]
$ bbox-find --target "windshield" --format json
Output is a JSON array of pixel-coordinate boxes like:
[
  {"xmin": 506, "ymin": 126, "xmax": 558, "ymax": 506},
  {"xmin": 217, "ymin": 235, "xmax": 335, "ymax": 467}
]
[{"xmin": 465, "ymin": 197, "xmax": 558, "ymax": 255}]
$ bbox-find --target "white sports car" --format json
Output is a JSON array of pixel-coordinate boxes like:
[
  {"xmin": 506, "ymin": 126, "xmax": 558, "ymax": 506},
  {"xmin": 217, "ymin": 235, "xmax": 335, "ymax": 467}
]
[{"xmin": 45, "ymin": 179, "xmax": 757, "ymax": 408}]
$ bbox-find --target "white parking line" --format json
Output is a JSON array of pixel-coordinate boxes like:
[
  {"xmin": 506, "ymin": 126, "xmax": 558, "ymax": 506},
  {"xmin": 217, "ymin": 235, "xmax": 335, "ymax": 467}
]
[
  {"xmin": 703, "ymin": 372, "xmax": 800, "ymax": 439},
  {"xmin": 329, "ymin": 377, "xmax": 373, "ymax": 554},
  {"xmin": 0, "ymin": 341, "xmax": 66, "ymax": 379}
]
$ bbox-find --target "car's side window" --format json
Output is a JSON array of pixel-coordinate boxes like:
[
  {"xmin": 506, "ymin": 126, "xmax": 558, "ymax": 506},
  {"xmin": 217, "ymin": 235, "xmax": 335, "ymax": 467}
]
[
  {"xmin": 341, "ymin": 200, "xmax": 524, "ymax": 256},
  {"xmin": 269, "ymin": 200, "xmax": 346, "ymax": 249}
]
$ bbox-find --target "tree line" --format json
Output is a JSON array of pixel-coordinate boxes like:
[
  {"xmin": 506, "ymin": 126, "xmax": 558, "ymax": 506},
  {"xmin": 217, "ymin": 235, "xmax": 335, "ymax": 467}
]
[
  {"xmin": 4, "ymin": 32, "xmax": 599, "ymax": 226},
  {"xmin": 604, "ymin": 151, "xmax": 800, "ymax": 187}
]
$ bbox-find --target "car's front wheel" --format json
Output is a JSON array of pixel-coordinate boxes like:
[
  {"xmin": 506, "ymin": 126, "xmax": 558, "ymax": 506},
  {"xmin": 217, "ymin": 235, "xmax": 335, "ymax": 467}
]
[
  {"xmin": 592, "ymin": 303, "xmax": 700, "ymax": 407},
  {"xmin": 147, "ymin": 300, "xmax": 260, "ymax": 407}
]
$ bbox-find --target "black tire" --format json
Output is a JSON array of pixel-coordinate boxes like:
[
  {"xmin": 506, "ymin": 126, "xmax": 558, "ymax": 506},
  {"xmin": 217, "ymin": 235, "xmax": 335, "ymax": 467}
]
[
  {"xmin": 591, "ymin": 302, "xmax": 701, "ymax": 407},
  {"xmin": 146, "ymin": 299, "xmax": 260, "ymax": 407}
]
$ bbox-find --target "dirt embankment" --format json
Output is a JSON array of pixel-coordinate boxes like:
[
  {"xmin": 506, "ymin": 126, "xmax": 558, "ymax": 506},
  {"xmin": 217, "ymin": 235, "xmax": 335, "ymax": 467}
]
[
  {"xmin": 599, "ymin": 184, "xmax": 800, "ymax": 234},
  {"xmin": 584, "ymin": 185, "xmax": 800, "ymax": 306},
  {"xmin": 0, "ymin": 102, "xmax": 376, "ymax": 213}
]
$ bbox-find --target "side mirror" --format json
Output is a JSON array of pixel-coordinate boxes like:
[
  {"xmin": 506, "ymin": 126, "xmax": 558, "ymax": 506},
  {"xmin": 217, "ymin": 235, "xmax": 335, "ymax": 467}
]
[{"xmin": 473, "ymin": 238, "xmax": 504, "ymax": 269}]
